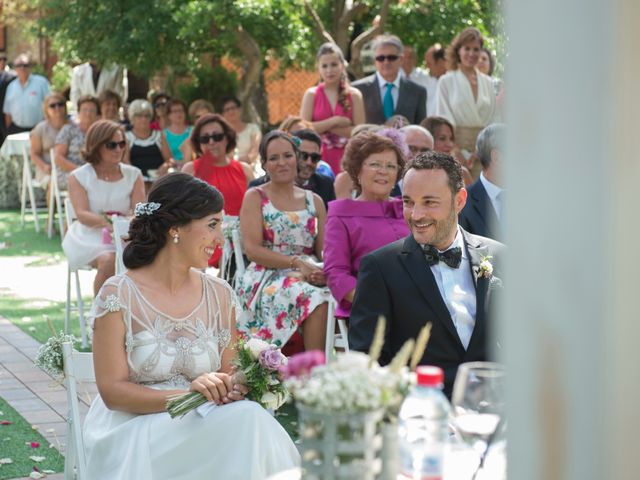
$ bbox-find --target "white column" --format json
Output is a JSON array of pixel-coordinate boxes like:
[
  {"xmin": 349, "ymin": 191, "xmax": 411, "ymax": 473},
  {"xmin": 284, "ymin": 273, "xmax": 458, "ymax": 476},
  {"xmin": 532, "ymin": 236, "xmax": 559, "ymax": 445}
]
[{"xmin": 503, "ymin": 1, "xmax": 640, "ymax": 479}]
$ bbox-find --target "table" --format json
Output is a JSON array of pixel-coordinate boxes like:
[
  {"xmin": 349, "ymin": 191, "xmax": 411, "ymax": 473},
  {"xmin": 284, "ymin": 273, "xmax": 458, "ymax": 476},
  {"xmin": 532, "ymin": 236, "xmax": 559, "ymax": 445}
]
[{"xmin": 0, "ymin": 132, "xmax": 31, "ymax": 209}]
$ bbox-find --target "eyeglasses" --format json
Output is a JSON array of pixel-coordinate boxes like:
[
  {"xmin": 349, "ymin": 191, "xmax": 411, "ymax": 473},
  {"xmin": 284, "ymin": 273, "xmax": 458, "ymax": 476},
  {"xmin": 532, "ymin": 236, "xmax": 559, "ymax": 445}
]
[
  {"xmin": 198, "ymin": 133, "xmax": 226, "ymax": 144},
  {"xmin": 48, "ymin": 101, "xmax": 66, "ymax": 109},
  {"xmin": 169, "ymin": 109, "xmax": 184, "ymax": 114},
  {"xmin": 104, "ymin": 140, "xmax": 127, "ymax": 150},
  {"xmin": 223, "ymin": 105, "xmax": 239, "ymax": 113},
  {"xmin": 374, "ymin": 55, "xmax": 400, "ymax": 63},
  {"xmin": 408, "ymin": 145, "xmax": 432, "ymax": 154},
  {"xmin": 300, "ymin": 151, "xmax": 322, "ymax": 163},
  {"xmin": 363, "ymin": 161, "xmax": 399, "ymax": 173},
  {"xmin": 154, "ymin": 100, "xmax": 167, "ymax": 108},
  {"xmin": 14, "ymin": 63, "xmax": 31, "ymax": 68}
]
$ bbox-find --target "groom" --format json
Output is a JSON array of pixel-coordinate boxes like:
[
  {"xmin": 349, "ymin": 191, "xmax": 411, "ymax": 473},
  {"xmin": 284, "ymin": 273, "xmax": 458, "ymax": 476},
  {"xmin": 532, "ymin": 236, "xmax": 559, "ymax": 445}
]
[{"xmin": 349, "ymin": 151, "xmax": 504, "ymax": 396}]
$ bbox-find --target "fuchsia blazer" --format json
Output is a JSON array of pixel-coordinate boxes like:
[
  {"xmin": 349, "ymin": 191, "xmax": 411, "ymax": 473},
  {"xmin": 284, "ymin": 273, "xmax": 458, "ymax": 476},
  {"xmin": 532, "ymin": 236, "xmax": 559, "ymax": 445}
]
[{"xmin": 323, "ymin": 198, "xmax": 409, "ymax": 317}]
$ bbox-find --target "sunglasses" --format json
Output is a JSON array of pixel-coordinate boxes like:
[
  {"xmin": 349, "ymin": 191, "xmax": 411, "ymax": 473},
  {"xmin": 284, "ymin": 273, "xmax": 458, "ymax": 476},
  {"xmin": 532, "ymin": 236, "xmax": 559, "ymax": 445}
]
[
  {"xmin": 105, "ymin": 140, "xmax": 127, "ymax": 150},
  {"xmin": 375, "ymin": 55, "xmax": 400, "ymax": 63},
  {"xmin": 198, "ymin": 133, "xmax": 226, "ymax": 144},
  {"xmin": 48, "ymin": 101, "xmax": 65, "ymax": 109},
  {"xmin": 14, "ymin": 63, "xmax": 31, "ymax": 68},
  {"xmin": 300, "ymin": 151, "xmax": 322, "ymax": 163}
]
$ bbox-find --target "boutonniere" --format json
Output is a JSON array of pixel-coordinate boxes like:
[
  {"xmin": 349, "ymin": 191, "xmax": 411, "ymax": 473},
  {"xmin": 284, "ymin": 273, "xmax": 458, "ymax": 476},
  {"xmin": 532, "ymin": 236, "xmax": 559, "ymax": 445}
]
[{"xmin": 477, "ymin": 255, "xmax": 494, "ymax": 279}]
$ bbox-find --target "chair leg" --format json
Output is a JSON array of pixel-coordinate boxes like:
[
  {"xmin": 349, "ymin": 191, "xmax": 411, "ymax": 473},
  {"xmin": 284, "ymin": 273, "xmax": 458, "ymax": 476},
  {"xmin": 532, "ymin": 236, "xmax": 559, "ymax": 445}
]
[
  {"xmin": 47, "ymin": 182, "xmax": 55, "ymax": 238},
  {"xmin": 20, "ymin": 167, "xmax": 28, "ymax": 228},
  {"xmin": 75, "ymin": 271, "xmax": 88, "ymax": 349},
  {"xmin": 27, "ymin": 179, "xmax": 40, "ymax": 233},
  {"xmin": 337, "ymin": 319, "xmax": 350, "ymax": 353},
  {"xmin": 65, "ymin": 267, "xmax": 72, "ymax": 335},
  {"xmin": 56, "ymin": 188, "xmax": 65, "ymax": 237},
  {"xmin": 325, "ymin": 308, "xmax": 337, "ymax": 363},
  {"xmin": 64, "ymin": 416, "xmax": 77, "ymax": 479}
]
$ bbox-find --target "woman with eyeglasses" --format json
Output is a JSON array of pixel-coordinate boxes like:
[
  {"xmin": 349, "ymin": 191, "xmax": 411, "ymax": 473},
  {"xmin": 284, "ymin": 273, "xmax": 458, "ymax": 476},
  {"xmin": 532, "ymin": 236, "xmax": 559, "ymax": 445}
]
[
  {"xmin": 54, "ymin": 95, "xmax": 100, "ymax": 188},
  {"xmin": 125, "ymin": 99, "xmax": 173, "ymax": 186},
  {"xmin": 149, "ymin": 91, "xmax": 169, "ymax": 131},
  {"xmin": 300, "ymin": 43, "xmax": 365, "ymax": 176},
  {"xmin": 62, "ymin": 120, "xmax": 145, "ymax": 295},
  {"xmin": 323, "ymin": 132, "xmax": 409, "ymax": 319},
  {"xmin": 220, "ymin": 96, "xmax": 262, "ymax": 169},
  {"xmin": 182, "ymin": 114, "xmax": 254, "ymax": 267},
  {"xmin": 30, "ymin": 92, "xmax": 70, "ymax": 187}
]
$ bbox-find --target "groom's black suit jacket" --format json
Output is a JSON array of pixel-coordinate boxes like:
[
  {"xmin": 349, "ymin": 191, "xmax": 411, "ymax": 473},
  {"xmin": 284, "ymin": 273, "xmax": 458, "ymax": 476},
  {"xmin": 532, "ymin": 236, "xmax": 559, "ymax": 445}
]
[{"xmin": 349, "ymin": 229, "xmax": 504, "ymax": 396}]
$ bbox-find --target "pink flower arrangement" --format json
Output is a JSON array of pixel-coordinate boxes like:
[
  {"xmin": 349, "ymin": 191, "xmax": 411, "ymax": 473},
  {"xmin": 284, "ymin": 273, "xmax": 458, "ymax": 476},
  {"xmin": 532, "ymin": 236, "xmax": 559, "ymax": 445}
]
[{"xmin": 280, "ymin": 350, "xmax": 326, "ymax": 379}]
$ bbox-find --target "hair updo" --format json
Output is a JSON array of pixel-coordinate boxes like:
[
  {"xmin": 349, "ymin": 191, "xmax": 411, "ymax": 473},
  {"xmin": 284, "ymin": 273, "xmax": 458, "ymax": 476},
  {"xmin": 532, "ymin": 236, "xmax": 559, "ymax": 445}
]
[{"xmin": 123, "ymin": 173, "xmax": 224, "ymax": 269}]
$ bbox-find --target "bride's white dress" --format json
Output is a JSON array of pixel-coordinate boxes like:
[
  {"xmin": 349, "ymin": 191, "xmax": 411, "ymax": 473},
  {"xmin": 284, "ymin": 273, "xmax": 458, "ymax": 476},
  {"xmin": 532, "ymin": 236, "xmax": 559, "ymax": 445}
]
[{"xmin": 85, "ymin": 271, "xmax": 300, "ymax": 479}]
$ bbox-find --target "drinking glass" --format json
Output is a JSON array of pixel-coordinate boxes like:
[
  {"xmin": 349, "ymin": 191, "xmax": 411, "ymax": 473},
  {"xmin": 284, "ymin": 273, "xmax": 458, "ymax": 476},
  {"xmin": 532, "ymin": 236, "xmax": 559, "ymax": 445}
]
[{"xmin": 451, "ymin": 362, "xmax": 506, "ymax": 479}]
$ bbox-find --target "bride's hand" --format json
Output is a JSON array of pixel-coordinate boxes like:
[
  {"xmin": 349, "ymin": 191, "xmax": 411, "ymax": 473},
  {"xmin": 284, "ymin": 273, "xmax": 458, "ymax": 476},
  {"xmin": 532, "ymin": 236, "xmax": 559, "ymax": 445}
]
[
  {"xmin": 190, "ymin": 372, "xmax": 233, "ymax": 405},
  {"xmin": 223, "ymin": 383, "xmax": 250, "ymax": 404}
]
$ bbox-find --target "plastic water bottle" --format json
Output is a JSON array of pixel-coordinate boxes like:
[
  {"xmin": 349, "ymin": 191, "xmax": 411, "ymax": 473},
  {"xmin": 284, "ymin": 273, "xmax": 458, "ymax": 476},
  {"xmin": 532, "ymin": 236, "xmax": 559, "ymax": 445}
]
[{"xmin": 398, "ymin": 365, "xmax": 451, "ymax": 480}]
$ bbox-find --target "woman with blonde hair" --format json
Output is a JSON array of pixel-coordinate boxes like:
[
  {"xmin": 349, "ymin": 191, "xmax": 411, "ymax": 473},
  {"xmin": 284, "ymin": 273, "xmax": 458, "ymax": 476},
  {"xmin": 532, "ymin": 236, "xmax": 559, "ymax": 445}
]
[
  {"xmin": 30, "ymin": 92, "xmax": 70, "ymax": 185},
  {"xmin": 62, "ymin": 119, "xmax": 145, "ymax": 294},
  {"xmin": 435, "ymin": 27, "xmax": 498, "ymax": 178},
  {"xmin": 300, "ymin": 42, "xmax": 365, "ymax": 175}
]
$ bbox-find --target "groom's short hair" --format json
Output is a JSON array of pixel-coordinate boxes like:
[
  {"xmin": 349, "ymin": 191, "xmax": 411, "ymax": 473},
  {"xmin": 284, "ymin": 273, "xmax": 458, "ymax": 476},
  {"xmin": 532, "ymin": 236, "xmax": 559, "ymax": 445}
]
[{"xmin": 405, "ymin": 151, "xmax": 464, "ymax": 195}]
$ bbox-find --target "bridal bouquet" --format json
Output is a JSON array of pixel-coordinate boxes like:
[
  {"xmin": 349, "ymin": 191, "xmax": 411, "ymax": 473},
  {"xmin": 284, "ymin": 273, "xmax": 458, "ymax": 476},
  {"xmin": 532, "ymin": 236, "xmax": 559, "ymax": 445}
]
[{"xmin": 166, "ymin": 338, "xmax": 289, "ymax": 418}]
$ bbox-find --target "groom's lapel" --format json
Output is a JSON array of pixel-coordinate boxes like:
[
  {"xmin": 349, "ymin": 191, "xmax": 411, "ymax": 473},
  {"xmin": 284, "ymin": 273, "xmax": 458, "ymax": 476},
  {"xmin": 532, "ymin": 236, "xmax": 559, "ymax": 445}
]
[
  {"xmin": 463, "ymin": 229, "xmax": 490, "ymax": 353},
  {"xmin": 399, "ymin": 236, "xmax": 464, "ymax": 350}
]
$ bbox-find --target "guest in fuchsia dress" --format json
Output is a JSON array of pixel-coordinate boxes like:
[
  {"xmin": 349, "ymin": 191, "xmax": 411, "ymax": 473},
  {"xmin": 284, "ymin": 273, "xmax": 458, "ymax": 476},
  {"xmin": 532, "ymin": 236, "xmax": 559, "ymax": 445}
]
[
  {"xmin": 300, "ymin": 43, "xmax": 365, "ymax": 175},
  {"xmin": 182, "ymin": 114, "xmax": 254, "ymax": 266},
  {"xmin": 323, "ymin": 131, "xmax": 409, "ymax": 317}
]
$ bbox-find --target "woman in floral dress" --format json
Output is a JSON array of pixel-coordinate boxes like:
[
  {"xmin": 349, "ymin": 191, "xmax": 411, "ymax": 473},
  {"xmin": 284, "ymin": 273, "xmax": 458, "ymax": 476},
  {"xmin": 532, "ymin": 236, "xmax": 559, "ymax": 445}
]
[{"xmin": 236, "ymin": 131, "xmax": 330, "ymax": 350}]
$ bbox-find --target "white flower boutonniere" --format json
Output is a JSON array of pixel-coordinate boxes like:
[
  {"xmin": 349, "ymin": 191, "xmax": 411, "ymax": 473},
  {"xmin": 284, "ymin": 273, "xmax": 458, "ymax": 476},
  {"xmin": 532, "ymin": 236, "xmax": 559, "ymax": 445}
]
[{"xmin": 477, "ymin": 255, "xmax": 494, "ymax": 279}]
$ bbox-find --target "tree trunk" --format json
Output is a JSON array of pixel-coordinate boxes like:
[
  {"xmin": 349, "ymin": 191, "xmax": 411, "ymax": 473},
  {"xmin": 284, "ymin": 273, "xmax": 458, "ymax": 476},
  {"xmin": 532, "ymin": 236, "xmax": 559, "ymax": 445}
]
[
  {"xmin": 349, "ymin": 0, "xmax": 393, "ymax": 79},
  {"xmin": 234, "ymin": 26, "xmax": 263, "ymax": 125}
]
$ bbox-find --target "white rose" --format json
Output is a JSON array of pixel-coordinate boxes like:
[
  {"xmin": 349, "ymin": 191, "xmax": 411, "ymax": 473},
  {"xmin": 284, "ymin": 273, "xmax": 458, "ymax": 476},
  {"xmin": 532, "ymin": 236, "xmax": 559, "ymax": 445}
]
[
  {"xmin": 246, "ymin": 338, "xmax": 270, "ymax": 359},
  {"xmin": 479, "ymin": 260, "xmax": 493, "ymax": 276}
]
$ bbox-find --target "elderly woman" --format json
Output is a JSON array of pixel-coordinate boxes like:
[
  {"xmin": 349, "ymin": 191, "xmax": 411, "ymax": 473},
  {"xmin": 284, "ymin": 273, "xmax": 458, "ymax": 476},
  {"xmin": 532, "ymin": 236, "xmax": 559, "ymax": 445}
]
[
  {"xmin": 30, "ymin": 92, "xmax": 70, "ymax": 185},
  {"xmin": 84, "ymin": 172, "xmax": 299, "ymax": 479},
  {"xmin": 300, "ymin": 43, "xmax": 365, "ymax": 175},
  {"xmin": 220, "ymin": 96, "xmax": 261, "ymax": 168},
  {"xmin": 54, "ymin": 95, "xmax": 99, "ymax": 188},
  {"xmin": 236, "ymin": 131, "xmax": 330, "ymax": 350},
  {"xmin": 62, "ymin": 120, "xmax": 145, "ymax": 295},
  {"xmin": 125, "ymin": 99, "xmax": 173, "ymax": 182},
  {"xmin": 164, "ymin": 98, "xmax": 192, "ymax": 165},
  {"xmin": 98, "ymin": 89, "xmax": 122, "ymax": 122},
  {"xmin": 323, "ymin": 132, "xmax": 409, "ymax": 318},
  {"xmin": 435, "ymin": 27, "xmax": 498, "ymax": 176},
  {"xmin": 182, "ymin": 114, "xmax": 253, "ymax": 267}
]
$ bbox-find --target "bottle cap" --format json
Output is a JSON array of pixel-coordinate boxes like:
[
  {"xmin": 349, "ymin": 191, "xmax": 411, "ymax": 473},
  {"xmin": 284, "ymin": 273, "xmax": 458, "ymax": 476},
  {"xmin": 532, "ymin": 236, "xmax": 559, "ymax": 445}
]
[{"xmin": 416, "ymin": 365, "xmax": 444, "ymax": 386}]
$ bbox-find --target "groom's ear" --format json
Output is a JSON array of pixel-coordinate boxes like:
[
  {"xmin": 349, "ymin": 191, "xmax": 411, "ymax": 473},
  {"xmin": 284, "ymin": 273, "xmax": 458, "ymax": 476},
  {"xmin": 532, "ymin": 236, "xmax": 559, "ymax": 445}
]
[{"xmin": 454, "ymin": 187, "xmax": 467, "ymax": 213}]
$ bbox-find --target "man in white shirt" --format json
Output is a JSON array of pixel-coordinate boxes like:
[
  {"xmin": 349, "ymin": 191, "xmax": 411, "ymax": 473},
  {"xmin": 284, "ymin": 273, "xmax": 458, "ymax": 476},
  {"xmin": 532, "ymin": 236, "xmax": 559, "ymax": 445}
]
[
  {"xmin": 459, "ymin": 123, "xmax": 506, "ymax": 241},
  {"xmin": 349, "ymin": 151, "xmax": 504, "ymax": 396},
  {"xmin": 3, "ymin": 54, "xmax": 50, "ymax": 134},
  {"xmin": 422, "ymin": 44, "xmax": 448, "ymax": 117},
  {"xmin": 352, "ymin": 35, "xmax": 427, "ymax": 125},
  {"xmin": 70, "ymin": 61, "xmax": 128, "ymax": 111}
]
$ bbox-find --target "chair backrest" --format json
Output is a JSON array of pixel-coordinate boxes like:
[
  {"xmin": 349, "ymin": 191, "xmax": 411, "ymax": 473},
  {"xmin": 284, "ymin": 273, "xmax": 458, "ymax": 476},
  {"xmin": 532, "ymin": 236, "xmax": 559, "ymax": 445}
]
[
  {"xmin": 64, "ymin": 197, "xmax": 77, "ymax": 229},
  {"xmin": 112, "ymin": 215, "xmax": 131, "ymax": 275},
  {"xmin": 62, "ymin": 341, "xmax": 95, "ymax": 480}
]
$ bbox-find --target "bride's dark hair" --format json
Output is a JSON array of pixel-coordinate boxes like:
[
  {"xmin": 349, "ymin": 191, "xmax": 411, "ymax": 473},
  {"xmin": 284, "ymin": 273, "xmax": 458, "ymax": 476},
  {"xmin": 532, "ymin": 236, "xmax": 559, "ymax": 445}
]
[{"xmin": 123, "ymin": 172, "xmax": 224, "ymax": 269}]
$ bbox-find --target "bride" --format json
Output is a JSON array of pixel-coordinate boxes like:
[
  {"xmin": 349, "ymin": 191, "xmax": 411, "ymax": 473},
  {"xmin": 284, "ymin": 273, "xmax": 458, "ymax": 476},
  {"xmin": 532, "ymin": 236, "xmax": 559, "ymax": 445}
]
[{"xmin": 85, "ymin": 172, "xmax": 300, "ymax": 479}]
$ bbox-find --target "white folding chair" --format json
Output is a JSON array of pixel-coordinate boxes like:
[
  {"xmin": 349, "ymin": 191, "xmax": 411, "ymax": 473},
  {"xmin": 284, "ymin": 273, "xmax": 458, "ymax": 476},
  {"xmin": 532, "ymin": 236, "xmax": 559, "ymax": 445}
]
[
  {"xmin": 19, "ymin": 144, "xmax": 48, "ymax": 232},
  {"xmin": 48, "ymin": 147, "xmax": 67, "ymax": 238},
  {"xmin": 111, "ymin": 215, "xmax": 130, "ymax": 276},
  {"xmin": 62, "ymin": 341, "xmax": 94, "ymax": 480},
  {"xmin": 324, "ymin": 297, "xmax": 350, "ymax": 362},
  {"xmin": 63, "ymin": 198, "xmax": 90, "ymax": 348},
  {"xmin": 219, "ymin": 215, "xmax": 246, "ymax": 287}
]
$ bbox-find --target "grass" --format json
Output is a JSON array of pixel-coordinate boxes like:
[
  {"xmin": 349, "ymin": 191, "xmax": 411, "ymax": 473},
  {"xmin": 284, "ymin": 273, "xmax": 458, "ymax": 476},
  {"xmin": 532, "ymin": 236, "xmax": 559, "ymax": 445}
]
[
  {"xmin": 0, "ymin": 397, "xmax": 65, "ymax": 479},
  {"xmin": 0, "ymin": 210, "xmax": 63, "ymax": 259}
]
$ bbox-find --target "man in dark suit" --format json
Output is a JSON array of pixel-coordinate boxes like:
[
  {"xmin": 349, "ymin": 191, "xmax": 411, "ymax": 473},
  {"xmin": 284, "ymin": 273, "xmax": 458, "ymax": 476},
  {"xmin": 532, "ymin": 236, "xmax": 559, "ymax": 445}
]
[
  {"xmin": 352, "ymin": 35, "xmax": 427, "ymax": 125},
  {"xmin": 249, "ymin": 129, "xmax": 335, "ymax": 208},
  {"xmin": 459, "ymin": 124, "xmax": 506, "ymax": 242},
  {"xmin": 349, "ymin": 151, "xmax": 504, "ymax": 396}
]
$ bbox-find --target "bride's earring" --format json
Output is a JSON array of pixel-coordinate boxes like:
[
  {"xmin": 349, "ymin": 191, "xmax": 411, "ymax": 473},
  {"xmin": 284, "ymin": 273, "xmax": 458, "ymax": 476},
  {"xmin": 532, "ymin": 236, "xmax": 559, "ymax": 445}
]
[{"xmin": 173, "ymin": 234, "xmax": 180, "ymax": 244}]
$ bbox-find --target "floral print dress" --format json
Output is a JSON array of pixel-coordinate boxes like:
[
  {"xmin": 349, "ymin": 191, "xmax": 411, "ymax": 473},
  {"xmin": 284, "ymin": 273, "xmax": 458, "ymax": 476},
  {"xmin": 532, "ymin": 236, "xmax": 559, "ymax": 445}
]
[{"xmin": 236, "ymin": 188, "xmax": 331, "ymax": 346}]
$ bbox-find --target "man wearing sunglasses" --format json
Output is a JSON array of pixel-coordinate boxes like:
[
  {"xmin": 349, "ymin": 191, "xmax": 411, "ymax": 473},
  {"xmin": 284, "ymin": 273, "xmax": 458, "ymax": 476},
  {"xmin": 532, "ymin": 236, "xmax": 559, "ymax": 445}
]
[
  {"xmin": 249, "ymin": 129, "xmax": 335, "ymax": 208},
  {"xmin": 353, "ymin": 35, "xmax": 427, "ymax": 125},
  {"xmin": 3, "ymin": 54, "xmax": 50, "ymax": 135}
]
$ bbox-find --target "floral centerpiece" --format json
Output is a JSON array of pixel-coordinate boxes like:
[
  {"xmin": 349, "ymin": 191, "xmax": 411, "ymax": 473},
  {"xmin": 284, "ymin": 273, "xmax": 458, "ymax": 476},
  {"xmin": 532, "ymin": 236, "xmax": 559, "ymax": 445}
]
[
  {"xmin": 166, "ymin": 338, "xmax": 288, "ymax": 418},
  {"xmin": 34, "ymin": 317, "xmax": 78, "ymax": 381}
]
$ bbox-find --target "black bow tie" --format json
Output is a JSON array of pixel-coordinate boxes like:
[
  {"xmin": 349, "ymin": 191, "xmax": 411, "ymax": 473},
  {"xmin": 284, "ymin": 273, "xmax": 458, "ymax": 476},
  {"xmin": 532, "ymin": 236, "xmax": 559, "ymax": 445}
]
[{"xmin": 423, "ymin": 245, "xmax": 462, "ymax": 269}]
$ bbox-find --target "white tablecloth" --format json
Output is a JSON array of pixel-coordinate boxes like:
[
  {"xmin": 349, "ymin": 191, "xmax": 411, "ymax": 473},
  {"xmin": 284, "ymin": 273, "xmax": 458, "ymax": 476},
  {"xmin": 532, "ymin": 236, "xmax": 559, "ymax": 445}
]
[{"xmin": 0, "ymin": 132, "xmax": 31, "ymax": 208}]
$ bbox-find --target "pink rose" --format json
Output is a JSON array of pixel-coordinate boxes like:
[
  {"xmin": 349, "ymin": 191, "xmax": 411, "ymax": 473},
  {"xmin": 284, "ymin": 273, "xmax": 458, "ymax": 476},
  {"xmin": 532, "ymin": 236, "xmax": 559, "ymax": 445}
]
[{"xmin": 280, "ymin": 350, "xmax": 325, "ymax": 378}]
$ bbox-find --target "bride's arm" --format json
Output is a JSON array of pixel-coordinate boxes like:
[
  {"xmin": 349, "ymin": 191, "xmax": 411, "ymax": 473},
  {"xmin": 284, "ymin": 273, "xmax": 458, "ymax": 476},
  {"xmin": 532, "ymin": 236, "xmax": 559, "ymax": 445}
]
[{"xmin": 93, "ymin": 310, "xmax": 186, "ymax": 414}]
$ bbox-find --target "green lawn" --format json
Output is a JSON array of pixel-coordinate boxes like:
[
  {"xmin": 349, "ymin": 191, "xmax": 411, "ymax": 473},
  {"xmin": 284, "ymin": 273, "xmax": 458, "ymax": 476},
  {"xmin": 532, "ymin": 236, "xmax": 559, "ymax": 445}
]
[
  {"xmin": 0, "ymin": 210, "xmax": 64, "ymax": 259},
  {"xmin": 0, "ymin": 397, "xmax": 65, "ymax": 480}
]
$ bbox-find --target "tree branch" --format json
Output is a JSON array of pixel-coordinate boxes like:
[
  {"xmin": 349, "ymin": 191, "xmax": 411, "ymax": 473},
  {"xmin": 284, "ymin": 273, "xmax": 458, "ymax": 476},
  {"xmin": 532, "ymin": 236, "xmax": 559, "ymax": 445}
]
[
  {"xmin": 304, "ymin": 0, "xmax": 335, "ymax": 44},
  {"xmin": 349, "ymin": 0, "xmax": 394, "ymax": 78}
]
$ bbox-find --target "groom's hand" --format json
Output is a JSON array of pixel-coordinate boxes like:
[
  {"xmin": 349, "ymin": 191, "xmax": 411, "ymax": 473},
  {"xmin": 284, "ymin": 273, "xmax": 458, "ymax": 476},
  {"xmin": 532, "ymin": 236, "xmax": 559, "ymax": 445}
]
[{"xmin": 190, "ymin": 372, "xmax": 233, "ymax": 405}]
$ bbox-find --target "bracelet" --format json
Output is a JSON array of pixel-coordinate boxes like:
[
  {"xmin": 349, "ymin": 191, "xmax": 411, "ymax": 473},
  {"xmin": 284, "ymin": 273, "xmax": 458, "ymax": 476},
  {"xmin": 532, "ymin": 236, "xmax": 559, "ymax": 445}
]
[{"xmin": 289, "ymin": 256, "xmax": 300, "ymax": 270}]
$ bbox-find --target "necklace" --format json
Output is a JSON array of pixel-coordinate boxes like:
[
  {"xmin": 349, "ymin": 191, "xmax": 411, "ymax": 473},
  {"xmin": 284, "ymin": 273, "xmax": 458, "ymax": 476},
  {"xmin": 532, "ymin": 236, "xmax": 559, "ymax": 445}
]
[{"xmin": 94, "ymin": 165, "xmax": 120, "ymax": 181}]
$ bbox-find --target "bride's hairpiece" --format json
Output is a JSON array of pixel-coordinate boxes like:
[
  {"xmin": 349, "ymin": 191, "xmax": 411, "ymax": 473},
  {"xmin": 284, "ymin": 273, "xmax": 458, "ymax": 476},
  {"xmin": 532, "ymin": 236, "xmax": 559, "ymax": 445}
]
[{"xmin": 134, "ymin": 202, "xmax": 161, "ymax": 217}]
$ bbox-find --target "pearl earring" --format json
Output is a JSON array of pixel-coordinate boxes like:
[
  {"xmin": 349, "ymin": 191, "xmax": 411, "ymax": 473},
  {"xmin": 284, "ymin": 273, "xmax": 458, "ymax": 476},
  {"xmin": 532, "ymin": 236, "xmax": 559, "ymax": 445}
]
[{"xmin": 173, "ymin": 234, "xmax": 179, "ymax": 244}]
